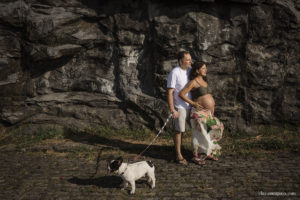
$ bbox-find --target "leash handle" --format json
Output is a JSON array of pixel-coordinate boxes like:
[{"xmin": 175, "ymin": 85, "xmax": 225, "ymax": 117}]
[{"xmin": 133, "ymin": 112, "xmax": 173, "ymax": 161}]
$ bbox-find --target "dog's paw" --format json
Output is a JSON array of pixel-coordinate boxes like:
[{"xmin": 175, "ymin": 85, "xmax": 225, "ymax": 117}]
[{"xmin": 130, "ymin": 190, "xmax": 135, "ymax": 195}]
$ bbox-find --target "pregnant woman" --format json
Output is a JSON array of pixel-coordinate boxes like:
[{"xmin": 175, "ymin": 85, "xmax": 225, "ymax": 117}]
[{"xmin": 179, "ymin": 61, "xmax": 223, "ymax": 165}]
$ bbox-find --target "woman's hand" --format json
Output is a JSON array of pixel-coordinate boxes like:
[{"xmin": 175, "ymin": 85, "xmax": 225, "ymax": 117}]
[{"xmin": 192, "ymin": 102, "xmax": 204, "ymax": 110}]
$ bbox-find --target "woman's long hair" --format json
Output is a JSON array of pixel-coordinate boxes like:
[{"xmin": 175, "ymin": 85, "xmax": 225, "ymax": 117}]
[{"xmin": 189, "ymin": 61, "xmax": 207, "ymax": 81}]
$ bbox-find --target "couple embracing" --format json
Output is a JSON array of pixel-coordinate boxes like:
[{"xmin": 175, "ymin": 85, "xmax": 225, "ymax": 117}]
[{"xmin": 167, "ymin": 51, "xmax": 224, "ymax": 166}]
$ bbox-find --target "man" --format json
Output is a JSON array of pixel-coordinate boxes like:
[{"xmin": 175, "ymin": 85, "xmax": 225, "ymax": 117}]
[{"xmin": 167, "ymin": 51, "xmax": 192, "ymax": 165}]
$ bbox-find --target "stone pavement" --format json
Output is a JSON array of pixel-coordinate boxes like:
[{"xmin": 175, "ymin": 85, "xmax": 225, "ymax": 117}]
[{"xmin": 0, "ymin": 145, "xmax": 299, "ymax": 200}]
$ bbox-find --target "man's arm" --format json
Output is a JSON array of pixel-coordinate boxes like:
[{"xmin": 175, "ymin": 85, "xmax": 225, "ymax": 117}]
[{"xmin": 167, "ymin": 88, "xmax": 179, "ymax": 118}]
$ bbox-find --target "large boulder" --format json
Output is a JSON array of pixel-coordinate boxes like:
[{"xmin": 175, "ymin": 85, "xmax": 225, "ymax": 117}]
[{"xmin": 0, "ymin": 0, "xmax": 299, "ymax": 132}]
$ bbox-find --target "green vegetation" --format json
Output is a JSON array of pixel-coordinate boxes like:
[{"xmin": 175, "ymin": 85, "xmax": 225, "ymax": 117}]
[
  {"xmin": 0, "ymin": 126, "xmax": 65, "ymax": 148},
  {"xmin": 221, "ymin": 125, "xmax": 299, "ymax": 157},
  {"xmin": 0, "ymin": 124, "xmax": 298, "ymax": 159}
]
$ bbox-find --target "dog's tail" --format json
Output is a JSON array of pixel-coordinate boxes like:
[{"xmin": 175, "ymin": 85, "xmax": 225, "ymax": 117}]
[{"xmin": 146, "ymin": 161, "xmax": 154, "ymax": 168}]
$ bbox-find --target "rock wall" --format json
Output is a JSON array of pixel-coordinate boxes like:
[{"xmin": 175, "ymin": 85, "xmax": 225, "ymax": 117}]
[{"xmin": 0, "ymin": 0, "xmax": 299, "ymax": 131}]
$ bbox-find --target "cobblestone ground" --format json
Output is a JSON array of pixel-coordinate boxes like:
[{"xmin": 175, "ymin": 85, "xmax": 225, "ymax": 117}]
[{"xmin": 0, "ymin": 145, "xmax": 299, "ymax": 200}]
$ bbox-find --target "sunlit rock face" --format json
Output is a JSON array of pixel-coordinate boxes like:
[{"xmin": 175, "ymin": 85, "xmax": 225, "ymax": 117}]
[{"xmin": 0, "ymin": 0, "xmax": 299, "ymax": 131}]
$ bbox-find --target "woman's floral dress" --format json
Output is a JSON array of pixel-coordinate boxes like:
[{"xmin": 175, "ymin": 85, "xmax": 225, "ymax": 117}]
[{"xmin": 190, "ymin": 107, "xmax": 224, "ymax": 159}]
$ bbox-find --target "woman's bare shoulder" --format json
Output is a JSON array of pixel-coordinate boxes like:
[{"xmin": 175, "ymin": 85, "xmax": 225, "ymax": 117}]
[
  {"xmin": 182, "ymin": 79, "xmax": 196, "ymax": 91},
  {"xmin": 189, "ymin": 79, "xmax": 198, "ymax": 87},
  {"xmin": 189, "ymin": 79, "xmax": 197, "ymax": 84}
]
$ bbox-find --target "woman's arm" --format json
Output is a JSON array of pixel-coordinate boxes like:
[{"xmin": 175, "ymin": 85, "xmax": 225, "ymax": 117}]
[{"xmin": 179, "ymin": 81, "xmax": 197, "ymax": 107}]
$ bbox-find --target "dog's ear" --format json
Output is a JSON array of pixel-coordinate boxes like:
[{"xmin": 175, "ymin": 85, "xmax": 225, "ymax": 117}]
[{"xmin": 116, "ymin": 156, "xmax": 123, "ymax": 165}]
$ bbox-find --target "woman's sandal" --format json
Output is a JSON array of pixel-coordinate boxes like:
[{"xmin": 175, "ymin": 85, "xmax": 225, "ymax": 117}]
[
  {"xmin": 192, "ymin": 157, "xmax": 205, "ymax": 166},
  {"xmin": 206, "ymin": 155, "xmax": 218, "ymax": 161},
  {"xmin": 176, "ymin": 158, "xmax": 188, "ymax": 165}
]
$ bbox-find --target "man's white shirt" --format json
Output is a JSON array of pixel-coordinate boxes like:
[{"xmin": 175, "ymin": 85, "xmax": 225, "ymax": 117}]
[{"xmin": 167, "ymin": 65, "xmax": 191, "ymax": 109}]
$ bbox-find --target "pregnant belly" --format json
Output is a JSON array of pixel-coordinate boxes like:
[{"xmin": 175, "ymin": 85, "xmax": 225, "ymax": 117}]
[{"xmin": 196, "ymin": 94, "xmax": 215, "ymax": 110}]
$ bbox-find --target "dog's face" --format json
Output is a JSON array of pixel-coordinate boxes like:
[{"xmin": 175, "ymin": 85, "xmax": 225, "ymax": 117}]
[{"xmin": 107, "ymin": 157, "xmax": 123, "ymax": 173}]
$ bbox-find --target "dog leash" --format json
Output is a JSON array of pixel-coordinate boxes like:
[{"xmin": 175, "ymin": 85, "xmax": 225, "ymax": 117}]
[
  {"xmin": 133, "ymin": 112, "xmax": 173, "ymax": 161},
  {"xmin": 90, "ymin": 149, "xmax": 103, "ymax": 178}
]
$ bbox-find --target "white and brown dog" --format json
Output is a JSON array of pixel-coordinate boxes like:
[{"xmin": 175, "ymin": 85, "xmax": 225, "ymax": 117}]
[{"xmin": 107, "ymin": 157, "xmax": 155, "ymax": 194}]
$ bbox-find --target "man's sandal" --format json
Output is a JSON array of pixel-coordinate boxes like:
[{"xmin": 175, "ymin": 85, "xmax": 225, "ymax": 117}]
[{"xmin": 176, "ymin": 158, "xmax": 188, "ymax": 165}]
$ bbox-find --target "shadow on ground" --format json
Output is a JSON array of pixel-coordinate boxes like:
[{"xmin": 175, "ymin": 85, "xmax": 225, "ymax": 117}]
[
  {"xmin": 64, "ymin": 131, "xmax": 192, "ymax": 161},
  {"xmin": 68, "ymin": 175, "xmax": 122, "ymax": 188},
  {"xmin": 68, "ymin": 175, "xmax": 151, "ymax": 192}
]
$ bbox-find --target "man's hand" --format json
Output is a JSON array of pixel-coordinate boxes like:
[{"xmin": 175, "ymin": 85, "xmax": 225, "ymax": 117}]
[{"xmin": 171, "ymin": 110, "xmax": 179, "ymax": 118}]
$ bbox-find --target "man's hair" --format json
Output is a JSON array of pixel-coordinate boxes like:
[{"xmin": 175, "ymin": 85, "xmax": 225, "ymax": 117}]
[{"xmin": 177, "ymin": 51, "xmax": 190, "ymax": 62}]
